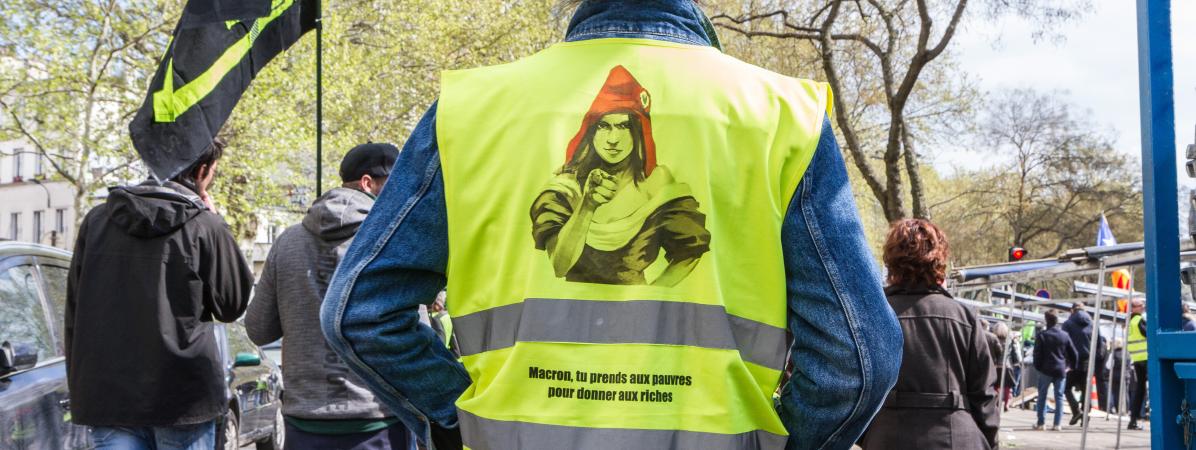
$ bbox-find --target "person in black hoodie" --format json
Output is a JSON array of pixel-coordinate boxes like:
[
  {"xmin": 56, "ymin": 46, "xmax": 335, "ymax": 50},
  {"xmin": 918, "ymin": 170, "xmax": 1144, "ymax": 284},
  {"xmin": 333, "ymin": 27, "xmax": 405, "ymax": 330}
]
[
  {"xmin": 1062, "ymin": 302, "xmax": 1094, "ymax": 425},
  {"xmin": 65, "ymin": 139, "xmax": 253, "ymax": 450}
]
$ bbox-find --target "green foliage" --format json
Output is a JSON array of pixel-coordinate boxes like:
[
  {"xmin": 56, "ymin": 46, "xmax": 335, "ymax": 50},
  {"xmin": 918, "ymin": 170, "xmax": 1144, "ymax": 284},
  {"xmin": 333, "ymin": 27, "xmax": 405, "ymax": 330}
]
[
  {"xmin": 0, "ymin": 0, "xmax": 1140, "ymax": 271},
  {"xmin": 221, "ymin": 0, "xmax": 561, "ymax": 239},
  {"xmin": 0, "ymin": 0, "xmax": 181, "ymax": 225}
]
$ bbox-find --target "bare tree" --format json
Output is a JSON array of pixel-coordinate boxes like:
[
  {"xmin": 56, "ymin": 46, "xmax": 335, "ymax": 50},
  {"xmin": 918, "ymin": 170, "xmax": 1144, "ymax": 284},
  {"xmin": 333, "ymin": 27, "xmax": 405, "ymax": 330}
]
[
  {"xmin": 711, "ymin": 0, "xmax": 1089, "ymax": 221},
  {"xmin": 934, "ymin": 89, "xmax": 1142, "ymax": 264}
]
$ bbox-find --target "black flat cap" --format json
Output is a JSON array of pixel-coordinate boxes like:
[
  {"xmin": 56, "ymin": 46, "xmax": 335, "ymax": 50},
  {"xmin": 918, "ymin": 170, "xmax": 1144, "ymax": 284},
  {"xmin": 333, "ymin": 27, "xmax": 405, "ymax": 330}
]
[{"xmin": 340, "ymin": 142, "xmax": 399, "ymax": 182}]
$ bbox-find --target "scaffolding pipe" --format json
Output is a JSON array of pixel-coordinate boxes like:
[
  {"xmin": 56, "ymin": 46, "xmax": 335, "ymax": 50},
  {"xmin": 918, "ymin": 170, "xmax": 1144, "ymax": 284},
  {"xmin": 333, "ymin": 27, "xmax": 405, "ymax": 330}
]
[
  {"xmin": 1081, "ymin": 258, "xmax": 1107, "ymax": 448},
  {"xmin": 1106, "ymin": 296, "xmax": 1119, "ymax": 423},
  {"xmin": 996, "ymin": 326, "xmax": 1014, "ymax": 418},
  {"xmin": 1115, "ymin": 269, "xmax": 1134, "ymax": 448}
]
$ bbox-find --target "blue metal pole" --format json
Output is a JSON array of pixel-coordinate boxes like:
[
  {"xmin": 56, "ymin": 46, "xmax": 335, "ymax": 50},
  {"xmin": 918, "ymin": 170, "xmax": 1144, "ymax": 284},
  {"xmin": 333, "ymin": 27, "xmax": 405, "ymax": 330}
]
[{"xmin": 1136, "ymin": 0, "xmax": 1182, "ymax": 447}]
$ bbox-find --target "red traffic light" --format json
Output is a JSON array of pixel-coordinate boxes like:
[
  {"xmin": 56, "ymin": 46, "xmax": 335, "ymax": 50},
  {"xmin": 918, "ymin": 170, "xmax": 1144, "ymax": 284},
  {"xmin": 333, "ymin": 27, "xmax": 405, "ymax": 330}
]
[{"xmin": 1009, "ymin": 247, "xmax": 1027, "ymax": 261}]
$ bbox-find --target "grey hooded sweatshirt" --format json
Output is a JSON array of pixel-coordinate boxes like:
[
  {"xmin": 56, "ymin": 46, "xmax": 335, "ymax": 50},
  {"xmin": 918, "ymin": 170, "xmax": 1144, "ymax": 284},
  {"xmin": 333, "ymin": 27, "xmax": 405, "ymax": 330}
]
[{"xmin": 246, "ymin": 187, "xmax": 391, "ymax": 420}]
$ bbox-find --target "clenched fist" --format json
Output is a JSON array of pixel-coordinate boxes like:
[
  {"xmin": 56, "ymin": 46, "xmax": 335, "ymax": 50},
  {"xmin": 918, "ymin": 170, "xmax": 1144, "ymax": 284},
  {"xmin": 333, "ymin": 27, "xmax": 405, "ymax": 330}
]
[{"xmin": 583, "ymin": 168, "xmax": 617, "ymax": 209}]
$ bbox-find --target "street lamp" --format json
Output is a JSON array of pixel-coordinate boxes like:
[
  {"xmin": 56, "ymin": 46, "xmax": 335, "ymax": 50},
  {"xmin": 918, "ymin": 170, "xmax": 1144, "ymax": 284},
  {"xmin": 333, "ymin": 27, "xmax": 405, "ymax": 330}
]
[{"xmin": 28, "ymin": 178, "xmax": 51, "ymax": 209}]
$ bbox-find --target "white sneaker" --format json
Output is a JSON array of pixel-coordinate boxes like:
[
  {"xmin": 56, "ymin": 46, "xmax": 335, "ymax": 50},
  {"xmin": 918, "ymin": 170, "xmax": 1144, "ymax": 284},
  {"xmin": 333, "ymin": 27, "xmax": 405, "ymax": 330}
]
[{"xmin": 1051, "ymin": 425, "xmax": 1063, "ymax": 431}]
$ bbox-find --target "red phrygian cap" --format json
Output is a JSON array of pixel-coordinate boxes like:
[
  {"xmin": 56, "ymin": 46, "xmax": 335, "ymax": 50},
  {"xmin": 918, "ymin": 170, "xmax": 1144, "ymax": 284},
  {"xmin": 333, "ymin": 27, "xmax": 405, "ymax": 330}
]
[{"xmin": 565, "ymin": 65, "xmax": 656, "ymax": 176}]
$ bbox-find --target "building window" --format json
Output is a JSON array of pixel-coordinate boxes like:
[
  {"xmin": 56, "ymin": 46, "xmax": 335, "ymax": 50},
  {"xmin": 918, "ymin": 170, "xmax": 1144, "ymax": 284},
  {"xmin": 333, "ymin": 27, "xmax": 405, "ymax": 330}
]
[
  {"xmin": 12, "ymin": 150, "xmax": 22, "ymax": 180},
  {"xmin": 55, "ymin": 209, "xmax": 66, "ymax": 234},
  {"xmin": 9, "ymin": 212, "xmax": 20, "ymax": 240},
  {"xmin": 32, "ymin": 211, "xmax": 43, "ymax": 243},
  {"xmin": 34, "ymin": 153, "xmax": 44, "ymax": 177}
]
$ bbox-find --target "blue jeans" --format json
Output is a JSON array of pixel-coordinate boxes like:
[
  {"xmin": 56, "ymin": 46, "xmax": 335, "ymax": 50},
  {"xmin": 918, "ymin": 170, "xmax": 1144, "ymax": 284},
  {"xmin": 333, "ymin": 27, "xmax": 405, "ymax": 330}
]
[
  {"xmin": 1037, "ymin": 372, "xmax": 1066, "ymax": 426},
  {"xmin": 91, "ymin": 420, "xmax": 216, "ymax": 450}
]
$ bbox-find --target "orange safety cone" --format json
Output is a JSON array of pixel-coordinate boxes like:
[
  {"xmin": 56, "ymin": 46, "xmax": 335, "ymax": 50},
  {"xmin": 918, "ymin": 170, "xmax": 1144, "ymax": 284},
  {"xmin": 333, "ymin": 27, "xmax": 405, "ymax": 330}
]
[{"xmin": 1090, "ymin": 377, "xmax": 1100, "ymax": 410}]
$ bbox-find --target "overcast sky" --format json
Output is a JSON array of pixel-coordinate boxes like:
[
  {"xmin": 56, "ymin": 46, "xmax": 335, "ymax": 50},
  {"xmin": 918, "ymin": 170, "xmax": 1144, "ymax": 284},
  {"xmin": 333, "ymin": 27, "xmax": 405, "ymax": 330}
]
[{"xmin": 938, "ymin": 0, "xmax": 1196, "ymax": 199}]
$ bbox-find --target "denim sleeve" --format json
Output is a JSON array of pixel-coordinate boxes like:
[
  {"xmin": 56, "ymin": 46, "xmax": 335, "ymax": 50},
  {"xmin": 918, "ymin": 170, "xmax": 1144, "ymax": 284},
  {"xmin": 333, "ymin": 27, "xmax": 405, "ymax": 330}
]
[
  {"xmin": 779, "ymin": 116, "xmax": 903, "ymax": 449},
  {"xmin": 320, "ymin": 102, "xmax": 471, "ymax": 432}
]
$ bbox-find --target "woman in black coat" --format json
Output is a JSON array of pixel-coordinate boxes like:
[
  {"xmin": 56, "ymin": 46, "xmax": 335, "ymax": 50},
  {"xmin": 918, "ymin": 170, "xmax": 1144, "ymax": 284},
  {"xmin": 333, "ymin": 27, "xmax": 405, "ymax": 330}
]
[{"xmin": 860, "ymin": 219, "xmax": 1000, "ymax": 450}]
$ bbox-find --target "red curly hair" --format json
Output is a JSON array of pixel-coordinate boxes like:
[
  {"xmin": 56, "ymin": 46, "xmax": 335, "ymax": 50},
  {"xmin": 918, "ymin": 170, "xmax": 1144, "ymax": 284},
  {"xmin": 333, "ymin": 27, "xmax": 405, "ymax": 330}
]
[{"xmin": 883, "ymin": 218, "xmax": 950, "ymax": 288}]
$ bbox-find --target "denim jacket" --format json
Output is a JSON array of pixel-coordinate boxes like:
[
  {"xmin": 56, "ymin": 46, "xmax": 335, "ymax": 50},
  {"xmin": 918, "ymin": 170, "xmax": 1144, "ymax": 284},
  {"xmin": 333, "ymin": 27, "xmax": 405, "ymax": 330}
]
[{"xmin": 320, "ymin": 1, "xmax": 902, "ymax": 448}]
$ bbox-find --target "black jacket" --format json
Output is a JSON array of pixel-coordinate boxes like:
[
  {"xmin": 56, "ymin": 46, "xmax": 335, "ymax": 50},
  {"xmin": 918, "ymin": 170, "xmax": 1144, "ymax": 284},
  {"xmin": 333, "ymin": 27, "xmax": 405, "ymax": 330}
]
[
  {"xmin": 65, "ymin": 181, "xmax": 253, "ymax": 427},
  {"xmin": 1093, "ymin": 335, "xmax": 1110, "ymax": 380},
  {"xmin": 861, "ymin": 286, "xmax": 999, "ymax": 450},
  {"xmin": 1033, "ymin": 325, "xmax": 1078, "ymax": 379},
  {"xmin": 1062, "ymin": 310, "xmax": 1093, "ymax": 361}
]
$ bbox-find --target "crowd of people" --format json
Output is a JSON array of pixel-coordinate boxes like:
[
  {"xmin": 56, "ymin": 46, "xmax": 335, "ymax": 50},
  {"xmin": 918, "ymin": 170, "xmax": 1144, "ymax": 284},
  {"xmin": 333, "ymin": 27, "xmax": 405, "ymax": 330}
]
[
  {"xmin": 858, "ymin": 219, "xmax": 1157, "ymax": 449},
  {"xmin": 58, "ymin": 1, "xmax": 1167, "ymax": 450}
]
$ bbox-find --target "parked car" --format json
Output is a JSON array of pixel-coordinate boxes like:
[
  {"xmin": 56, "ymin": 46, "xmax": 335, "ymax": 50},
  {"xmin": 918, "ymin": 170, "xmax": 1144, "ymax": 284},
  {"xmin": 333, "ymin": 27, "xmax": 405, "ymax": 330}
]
[
  {"xmin": 0, "ymin": 242, "xmax": 283, "ymax": 450},
  {"xmin": 0, "ymin": 241, "xmax": 87, "ymax": 450},
  {"xmin": 260, "ymin": 339, "xmax": 282, "ymax": 367},
  {"xmin": 216, "ymin": 322, "xmax": 285, "ymax": 450}
]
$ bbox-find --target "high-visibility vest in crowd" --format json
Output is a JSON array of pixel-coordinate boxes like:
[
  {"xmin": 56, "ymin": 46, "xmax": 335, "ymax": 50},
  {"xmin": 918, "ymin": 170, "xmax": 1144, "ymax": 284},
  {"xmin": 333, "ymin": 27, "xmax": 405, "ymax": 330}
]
[
  {"xmin": 1128, "ymin": 314, "xmax": 1148, "ymax": 363},
  {"xmin": 433, "ymin": 311, "xmax": 454, "ymax": 350},
  {"xmin": 437, "ymin": 37, "xmax": 832, "ymax": 450}
]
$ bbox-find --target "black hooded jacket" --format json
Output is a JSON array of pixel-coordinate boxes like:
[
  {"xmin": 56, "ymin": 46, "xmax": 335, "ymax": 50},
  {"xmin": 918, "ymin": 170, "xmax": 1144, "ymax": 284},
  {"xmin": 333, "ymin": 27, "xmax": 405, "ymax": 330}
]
[{"xmin": 65, "ymin": 181, "xmax": 253, "ymax": 427}]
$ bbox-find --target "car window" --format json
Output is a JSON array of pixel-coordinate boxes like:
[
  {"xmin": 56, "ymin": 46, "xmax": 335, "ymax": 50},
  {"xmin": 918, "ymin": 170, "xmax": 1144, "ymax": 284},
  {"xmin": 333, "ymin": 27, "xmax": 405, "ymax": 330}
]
[
  {"xmin": 0, "ymin": 264, "xmax": 56, "ymax": 362},
  {"xmin": 39, "ymin": 264, "xmax": 68, "ymax": 355},
  {"xmin": 227, "ymin": 323, "xmax": 258, "ymax": 357}
]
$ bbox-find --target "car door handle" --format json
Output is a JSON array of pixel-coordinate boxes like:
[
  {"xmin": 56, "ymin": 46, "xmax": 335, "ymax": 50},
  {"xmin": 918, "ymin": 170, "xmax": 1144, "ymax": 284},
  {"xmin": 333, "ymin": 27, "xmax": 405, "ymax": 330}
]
[{"xmin": 58, "ymin": 399, "xmax": 70, "ymax": 411}]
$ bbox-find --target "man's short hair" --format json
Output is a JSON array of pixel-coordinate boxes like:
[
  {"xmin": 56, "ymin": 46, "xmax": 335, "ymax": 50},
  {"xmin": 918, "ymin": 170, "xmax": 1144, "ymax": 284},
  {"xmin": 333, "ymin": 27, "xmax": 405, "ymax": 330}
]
[
  {"xmin": 173, "ymin": 137, "xmax": 225, "ymax": 183},
  {"xmin": 1045, "ymin": 309, "xmax": 1059, "ymax": 328},
  {"xmin": 1073, "ymin": 302, "xmax": 1085, "ymax": 312}
]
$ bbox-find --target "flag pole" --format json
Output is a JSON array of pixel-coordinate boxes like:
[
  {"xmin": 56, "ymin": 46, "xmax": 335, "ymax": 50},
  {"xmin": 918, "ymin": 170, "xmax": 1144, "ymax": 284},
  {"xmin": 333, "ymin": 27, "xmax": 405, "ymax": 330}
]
[{"xmin": 315, "ymin": 0, "xmax": 324, "ymax": 197}]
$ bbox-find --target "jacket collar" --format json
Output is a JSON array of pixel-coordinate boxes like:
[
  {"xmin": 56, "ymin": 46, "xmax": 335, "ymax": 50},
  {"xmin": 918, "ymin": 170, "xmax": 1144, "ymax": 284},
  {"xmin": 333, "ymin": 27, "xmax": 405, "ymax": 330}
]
[
  {"xmin": 111, "ymin": 179, "xmax": 204, "ymax": 207},
  {"xmin": 564, "ymin": 0, "xmax": 721, "ymax": 50},
  {"xmin": 884, "ymin": 284, "xmax": 954, "ymax": 298}
]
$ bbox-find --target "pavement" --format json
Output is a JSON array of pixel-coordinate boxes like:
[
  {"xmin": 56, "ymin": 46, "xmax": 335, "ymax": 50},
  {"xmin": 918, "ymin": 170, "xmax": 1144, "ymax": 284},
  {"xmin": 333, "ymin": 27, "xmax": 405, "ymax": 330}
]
[
  {"xmin": 999, "ymin": 405, "xmax": 1151, "ymax": 449},
  {"xmin": 241, "ymin": 405, "xmax": 1155, "ymax": 449}
]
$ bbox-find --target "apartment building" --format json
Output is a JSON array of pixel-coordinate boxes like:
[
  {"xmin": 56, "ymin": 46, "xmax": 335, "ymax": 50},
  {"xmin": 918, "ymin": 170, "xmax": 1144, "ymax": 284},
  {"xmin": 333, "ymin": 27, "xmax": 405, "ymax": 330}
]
[{"xmin": 0, "ymin": 140, "xmax": 75, "ymax": 248}]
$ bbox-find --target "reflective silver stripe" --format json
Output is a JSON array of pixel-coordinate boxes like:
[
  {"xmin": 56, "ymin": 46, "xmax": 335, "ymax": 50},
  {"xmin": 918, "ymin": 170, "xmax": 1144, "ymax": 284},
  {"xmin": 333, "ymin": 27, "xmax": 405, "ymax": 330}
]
[
  {"xmin": 453, "ymin": 298, "xmax": 787, "ymax": 371},
  {"xmin": 458, "ymin": 410, "xmax": 787, "ymax": 450}
]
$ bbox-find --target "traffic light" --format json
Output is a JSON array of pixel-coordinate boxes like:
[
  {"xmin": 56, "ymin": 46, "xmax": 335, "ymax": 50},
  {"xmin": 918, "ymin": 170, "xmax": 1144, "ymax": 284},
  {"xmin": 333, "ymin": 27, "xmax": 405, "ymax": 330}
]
[{"xmin": 1008, "ymin": 246, "xmax": 1027, "ymax": 262}]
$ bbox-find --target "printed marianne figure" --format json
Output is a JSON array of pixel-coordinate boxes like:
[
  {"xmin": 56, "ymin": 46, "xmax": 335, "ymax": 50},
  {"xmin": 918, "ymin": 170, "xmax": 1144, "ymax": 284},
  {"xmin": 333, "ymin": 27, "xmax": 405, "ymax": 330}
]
[{"xmin": 530, "ymin": 65, "xmax": 711, "ymax": 286}]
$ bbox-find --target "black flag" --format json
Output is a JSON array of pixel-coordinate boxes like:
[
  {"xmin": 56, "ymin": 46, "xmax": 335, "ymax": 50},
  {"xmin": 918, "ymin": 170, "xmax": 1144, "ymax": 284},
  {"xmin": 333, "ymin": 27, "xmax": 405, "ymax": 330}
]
[
  {"xmin": 130, "ymin": 0, "xmax": 317, "ymax": 181},
  {"xmin": 180, "ymin": 0, "xmax": 271, "ymax": 29}
]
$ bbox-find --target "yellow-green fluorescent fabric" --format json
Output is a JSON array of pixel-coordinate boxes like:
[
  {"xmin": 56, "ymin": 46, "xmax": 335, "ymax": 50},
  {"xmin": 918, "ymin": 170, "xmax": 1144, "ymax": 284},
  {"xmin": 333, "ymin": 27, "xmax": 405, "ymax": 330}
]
[
  {"xmin": 437, "ymin": 38, "xmax": 831, "ymax": 450},
  {"xmin": 435, "ymin": 312, "xmax": 454, "ymax": 350},
  {"xmin": 1128, "ymin": 315, "xmax": 1148, "ymax": 363}
]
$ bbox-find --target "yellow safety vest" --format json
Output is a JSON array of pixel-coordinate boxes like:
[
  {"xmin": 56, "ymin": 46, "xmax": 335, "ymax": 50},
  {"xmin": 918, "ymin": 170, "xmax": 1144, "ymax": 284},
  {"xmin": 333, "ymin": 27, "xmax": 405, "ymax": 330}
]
[
  {"xmin": 433, "ymin": 312, "xmax": 454, "ymax": 350},
  {"xmin": 1128, "ymin": 314, "xmax": 1148, "ymax": 363},
  {"xmin": 438, "ymin": 38, "xmax": 831, "ymax": 450}
]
